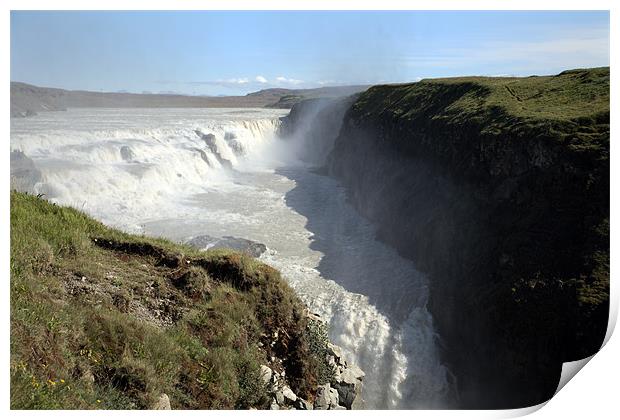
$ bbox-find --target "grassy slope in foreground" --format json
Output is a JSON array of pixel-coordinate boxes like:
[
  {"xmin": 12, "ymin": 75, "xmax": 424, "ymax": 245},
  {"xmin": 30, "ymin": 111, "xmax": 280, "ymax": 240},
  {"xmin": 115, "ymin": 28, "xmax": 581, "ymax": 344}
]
[{"xmin": 10, "ymin": 191, "xmax": 328, "ymax": 409}]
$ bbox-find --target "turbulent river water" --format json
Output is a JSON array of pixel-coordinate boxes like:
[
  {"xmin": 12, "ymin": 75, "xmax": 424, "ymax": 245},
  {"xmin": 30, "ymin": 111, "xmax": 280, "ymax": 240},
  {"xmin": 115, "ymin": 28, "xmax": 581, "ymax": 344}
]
[{"xmin": 11, "ymin": 108, "xmax": 451, "ymax": 409}]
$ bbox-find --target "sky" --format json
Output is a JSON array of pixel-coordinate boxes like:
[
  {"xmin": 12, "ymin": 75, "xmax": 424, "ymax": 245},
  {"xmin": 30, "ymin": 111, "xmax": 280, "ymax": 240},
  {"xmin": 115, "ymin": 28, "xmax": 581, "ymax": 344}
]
[{"xmin": 10, "ymin": 10, "xmax": 610, "ymax": 96}]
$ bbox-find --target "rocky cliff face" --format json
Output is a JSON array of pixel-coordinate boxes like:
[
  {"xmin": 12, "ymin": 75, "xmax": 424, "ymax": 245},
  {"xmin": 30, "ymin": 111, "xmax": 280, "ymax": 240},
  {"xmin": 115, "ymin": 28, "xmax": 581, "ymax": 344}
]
[
  {"xmin": 287, "ymin": 68, "xmax": 610, "ymax": 409},
  {"xmin": 263, "ymin": 312, "xmax": 365, "ymax": 410}
]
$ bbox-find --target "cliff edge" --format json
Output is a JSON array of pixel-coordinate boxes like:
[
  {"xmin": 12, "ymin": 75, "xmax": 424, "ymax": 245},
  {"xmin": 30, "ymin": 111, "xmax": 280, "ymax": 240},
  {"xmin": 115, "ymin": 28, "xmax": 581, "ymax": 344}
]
[{"xmin": 325, "ymin": 67, "xmax": 609, "ymax": 408}]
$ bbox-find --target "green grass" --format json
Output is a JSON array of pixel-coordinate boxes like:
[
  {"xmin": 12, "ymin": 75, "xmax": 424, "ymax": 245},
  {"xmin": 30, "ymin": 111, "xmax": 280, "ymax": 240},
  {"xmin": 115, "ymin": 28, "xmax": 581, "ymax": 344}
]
[
  {"xmin": 358, "ymin": 67, "xmax": 609, "ymax": 121},
  {"xmin": 426, "ymin": 67, "xmax": 608, "ymax": 121},
  {"xmin": 10, "ymin": 191, "xmax": 326, "ymax": 409},
  {"xmin": 352, "ymin": 67, "xmax": 609, "ymax": 157}
]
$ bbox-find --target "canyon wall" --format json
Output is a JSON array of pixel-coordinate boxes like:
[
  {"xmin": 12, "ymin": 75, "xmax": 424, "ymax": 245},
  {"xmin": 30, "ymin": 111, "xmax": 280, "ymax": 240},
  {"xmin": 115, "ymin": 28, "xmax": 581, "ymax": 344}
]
[{"xmin": 289, "ymin": 67, "xmax": 610, "ymax": 408}]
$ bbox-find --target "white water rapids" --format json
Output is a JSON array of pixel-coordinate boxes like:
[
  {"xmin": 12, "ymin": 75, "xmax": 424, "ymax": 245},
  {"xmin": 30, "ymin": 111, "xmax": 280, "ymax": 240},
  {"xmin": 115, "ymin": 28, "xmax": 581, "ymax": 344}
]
[{"xmin": 10, "ymin": 108, "xmax": 452, "ymax": 408}]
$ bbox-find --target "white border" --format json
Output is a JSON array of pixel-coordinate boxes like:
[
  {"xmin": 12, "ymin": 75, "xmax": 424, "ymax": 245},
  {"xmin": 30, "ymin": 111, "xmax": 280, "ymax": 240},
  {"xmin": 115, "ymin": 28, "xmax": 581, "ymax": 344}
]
[{"xmin": 2, "ymin": 2, "xmax": 617, "ymax": 420}]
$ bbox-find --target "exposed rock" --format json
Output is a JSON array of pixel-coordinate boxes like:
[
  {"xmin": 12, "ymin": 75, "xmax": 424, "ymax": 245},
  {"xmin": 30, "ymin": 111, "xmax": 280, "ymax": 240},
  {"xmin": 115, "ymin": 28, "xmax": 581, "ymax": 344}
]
[
  {"xmin": 185, "ymin": 234, "xmax": 266, "ymax": 257},
  {"xmin": 303, "ymin": 308, "xmax": 323, "ymax": 323},
  {"xmin": 194, "ymin": 130, "xmax": 233, "ymax": 169},
  {"xmin": 191, "ymin": 147, "xmax": 213, "ymax": 167},
  {"xmin": 313, "ymin": 383, "xmax": 340, "ymax": 410},
  {"xmin": 274, "ymin": 390, "xmax": 285, "ymax": 406},
  {"xmin": 341, "ymin": 364, "xmax": 365, "ymax": 383},
  {"xmin": 332, "ymin": 364, "xmax": 364, "ymax": 410},
  {"xmin": 119, "ymin": 145, "xmax": 135, "ymax": 161},
  {"xmin": 259, "ymin": 365, "xmax": 272, "ymax": 385},
  {"xmin": 333, "ymin": 380, "xmax": 361, "ymax": 410},
  {"xmin": 195, "ymin": 130, "xmax": 216, "ymax": 144},
  {"xmin": 225, "ymin": 138, "xmax": 245, "ymax": 155},
  {"xmin": 281, "ymin": 386, "xmax": 297, "ymax": 404},
  {"xmin": 327, "ymin": 343, "xmax": 343, "ymax": 362},
  {"xmin": 313, "ymin": 384, "xmax": 332, "ymax": 410},
  {"xmin": 294, "ymin": 399, "xmax": 313, "ymax": 410},
  {"xmin": 327, "ymin": 355, "xmax": 336, "ymax": 367},
  {"xmin": 328, "ymin": 387, "xmax": 340, "ymax": 409},
  {"xmin": 270, "ymin": 399, "xmax": 280, "ymax": 410},
  {"xmin": 152, "ymin": 393, "xmax": 171, "ymax": 410},
  {"xmin": 262, "ymin": 309, "xmax": 365, "ymax": 410}
]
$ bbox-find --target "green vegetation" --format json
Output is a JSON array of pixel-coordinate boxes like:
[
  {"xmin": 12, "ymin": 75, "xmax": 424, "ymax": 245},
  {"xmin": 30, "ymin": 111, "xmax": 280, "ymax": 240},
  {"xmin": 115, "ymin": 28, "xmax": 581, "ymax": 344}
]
[
  {"xmin": 10, "ymin": 191, "xmax": 324, "ymax": 409},
  {"xmin": 357, "ymin": 67, "xmax": 609, "ymax": 120},
  {"xmin": 353, "ymin": 67, "xmax": 609, "ymax": 157},
  {"xmin": 304, "ymin": 318, "xmax": 335, "ymax": 386}
]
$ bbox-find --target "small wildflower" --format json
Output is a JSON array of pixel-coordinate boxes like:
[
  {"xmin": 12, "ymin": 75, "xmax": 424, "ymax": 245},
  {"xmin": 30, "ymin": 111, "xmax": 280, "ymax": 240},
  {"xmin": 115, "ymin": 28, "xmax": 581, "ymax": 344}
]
[
  {"xmin": 60, "ymin": 379, "xmax": 65, "ymax": 383},
  {"xmin": 48, "ymin": 379, "xmax": 56, "ymax": 386},
  {"xmin": 96, "ymin": 399, "xmax": 102, "ymax": 404}
]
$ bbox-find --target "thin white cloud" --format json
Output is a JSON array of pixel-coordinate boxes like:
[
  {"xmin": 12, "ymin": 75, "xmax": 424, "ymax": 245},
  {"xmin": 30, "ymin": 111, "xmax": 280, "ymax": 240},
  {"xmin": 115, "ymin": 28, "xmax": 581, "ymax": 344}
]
[
  {"xmin": 185, "ymin": 78, "xmax": 250, "ymax": 88},
  {"xmin": 275, "ymin": 76, "xmax": 304, "ymax": 86},
  {"xmin": 166, "ymin": 74, "xmax": 356, "ymax": 93},
  {"xmin": 221, "ymin": 77, "xmax": 249, "ymax": 85}
]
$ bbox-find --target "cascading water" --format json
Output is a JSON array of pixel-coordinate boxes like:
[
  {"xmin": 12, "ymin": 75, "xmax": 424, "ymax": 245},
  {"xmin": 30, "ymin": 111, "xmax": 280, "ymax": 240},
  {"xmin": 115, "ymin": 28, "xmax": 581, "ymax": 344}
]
[{"xmin": 10, "ymin": 107, "xmax": 452, "ymax": 408}]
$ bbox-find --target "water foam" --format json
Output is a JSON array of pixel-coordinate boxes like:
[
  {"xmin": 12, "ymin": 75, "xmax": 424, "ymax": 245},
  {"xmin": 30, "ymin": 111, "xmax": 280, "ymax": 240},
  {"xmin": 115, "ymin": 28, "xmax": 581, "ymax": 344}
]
[{"xmin": 11, "ymin": 108, "xmax": 284, "ymax": 231}]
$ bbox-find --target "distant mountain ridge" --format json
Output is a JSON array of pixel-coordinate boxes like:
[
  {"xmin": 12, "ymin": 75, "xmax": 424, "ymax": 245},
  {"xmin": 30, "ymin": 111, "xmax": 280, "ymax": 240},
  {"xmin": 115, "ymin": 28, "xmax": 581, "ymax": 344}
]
[{"xmin": 10, "ymin": 82, "xmax": 369, "ymax": 117}]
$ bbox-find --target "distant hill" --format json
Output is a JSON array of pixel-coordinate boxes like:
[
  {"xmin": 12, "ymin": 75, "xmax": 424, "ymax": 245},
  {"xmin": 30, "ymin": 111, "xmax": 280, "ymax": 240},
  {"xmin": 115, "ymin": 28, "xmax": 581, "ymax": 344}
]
[
  {"xmin": 10, "ymin": 82, "xmax": 369, "ymax": 117},
  {"xmin": 250, "ymin": 85, "xmax": 370, "ymax": 109}
]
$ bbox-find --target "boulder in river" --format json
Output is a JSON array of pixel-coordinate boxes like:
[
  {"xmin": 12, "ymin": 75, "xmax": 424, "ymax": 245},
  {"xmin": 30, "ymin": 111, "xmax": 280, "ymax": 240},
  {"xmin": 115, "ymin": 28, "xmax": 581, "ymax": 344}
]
[
  {"xmin": 120, "ymin": 145, "xmax": 135, "ymax": 161},
  {"xmin": 185, "ymin": 234, "xmax": 267, "ymax": 258},
  {"xmin": 194, "ymin": 130, "xmax": 233, "ymax": 169}
]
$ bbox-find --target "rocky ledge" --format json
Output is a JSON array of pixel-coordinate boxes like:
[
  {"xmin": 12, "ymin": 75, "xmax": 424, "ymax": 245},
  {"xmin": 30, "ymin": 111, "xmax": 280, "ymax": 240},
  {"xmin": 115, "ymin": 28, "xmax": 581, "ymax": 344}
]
[{"xmin": 264, "ymin": 311, "xmax": 365, "ymax": 410}]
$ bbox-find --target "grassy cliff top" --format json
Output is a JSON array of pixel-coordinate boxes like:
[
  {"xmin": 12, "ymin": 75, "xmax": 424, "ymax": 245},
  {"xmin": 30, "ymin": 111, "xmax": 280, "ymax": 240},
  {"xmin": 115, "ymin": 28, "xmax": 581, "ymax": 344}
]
[
  {"xmin": 380, "ymin": 67, "xmax": 608, "ymax": 120},
  {"xmin": 349, "ymin": 67, "xmax": 609, "ymax": 164},
  {"xmin": 422, "ymin": 67, "xmax": 609, "ymax": 121},
  {"xmin": 10, "ymin": 192, "xmax": 326, "ymax": 409},
  {"xmin": 354, "ymin": 67, "xmax": 609, "ymax": 123}
]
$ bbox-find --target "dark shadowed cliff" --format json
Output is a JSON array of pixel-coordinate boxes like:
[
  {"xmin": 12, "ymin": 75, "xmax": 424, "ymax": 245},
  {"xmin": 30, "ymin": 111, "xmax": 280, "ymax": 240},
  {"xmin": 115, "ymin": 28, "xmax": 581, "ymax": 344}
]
[{"xmin": 286, "ymin": 67, "xmax": 610, "ymax": 408}]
